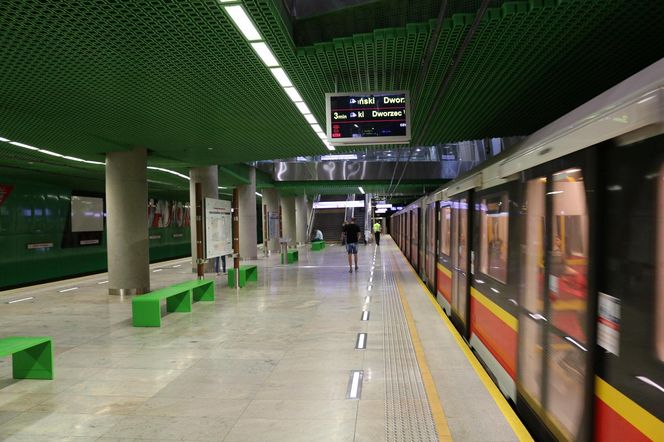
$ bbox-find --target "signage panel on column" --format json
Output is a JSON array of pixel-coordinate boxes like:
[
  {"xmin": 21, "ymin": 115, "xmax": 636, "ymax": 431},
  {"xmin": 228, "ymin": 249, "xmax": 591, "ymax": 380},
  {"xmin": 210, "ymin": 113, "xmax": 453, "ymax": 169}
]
[
  {"xmin": 325, "ymin": 91, "xmax": 410, "ymax": 145},
  {"xmin": 203, "ymin": 198, "xmax": 232, "ymax": 259}
]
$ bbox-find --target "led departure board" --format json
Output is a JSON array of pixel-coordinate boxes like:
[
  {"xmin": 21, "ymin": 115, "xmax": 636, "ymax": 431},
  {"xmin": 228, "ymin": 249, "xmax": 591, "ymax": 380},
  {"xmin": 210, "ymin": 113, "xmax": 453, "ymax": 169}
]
[{"xmin": 325, "ymin": 91, "xmax": 410, "ymax": 145}]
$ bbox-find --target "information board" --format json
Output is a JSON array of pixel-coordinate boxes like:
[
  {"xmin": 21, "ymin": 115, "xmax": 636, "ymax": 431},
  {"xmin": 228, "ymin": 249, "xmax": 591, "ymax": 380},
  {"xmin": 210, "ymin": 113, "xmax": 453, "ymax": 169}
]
[
  {"xmin": 204, "ymin": 198, "xmax": 232, "ymax": 259},
  {"xmin": 326, "ymin": 91, "xmax": 410, "ymax": 145}
]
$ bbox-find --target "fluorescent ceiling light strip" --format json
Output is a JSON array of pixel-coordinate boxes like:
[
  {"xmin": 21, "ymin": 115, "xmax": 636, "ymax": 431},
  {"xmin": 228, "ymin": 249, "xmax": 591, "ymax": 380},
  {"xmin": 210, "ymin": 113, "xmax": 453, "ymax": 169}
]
[
  {"xmin": 251, "ymin": 42, "xmax": 279, "ymax": 67},
  {"xmin": 304, "ymin": 114, "xmax": 317, "ymax": 124},
  {"xmin": 256, "ymin": 192, "xmax": 263, "ymax": 197},
  {"xmin": 269, "ymin": 67, "xmax": 292, "ymax": 87},
  {"xmin": 58, "ymin": 287, "xmax": 79, "ymax": 293},
  {"xmin": 311, "ymin": 124, "xmax": 324, "ymax": 134},
  {"xmin": 9, "ymin": 141, "xmax": 39, "ymax": 150},
  {"xmin": 147, "ymin": 166, "xmax": 190, "ymax": 180},
  {"xmin": 7, "ymin": 297, "xmax": 35, "ymax": 304},
  {"xmin": 361, "ymin": 311, "xmax": 369, "ymax": 321},
  {"xmin": 0, "ymin": 136, "xmax": 11, "ymax": 142},
  {"xmin": 224, "ymin": 5, "xmax": 261, "ymax": 41},
  {"xmin": 316, "ymin": 132, "xmax": 327, "ymax": 140},
  {"xmin": 283, "ymin": 86, "xmax": 303, "ymax": 102},
  {"xmin": 295, "ymin": 102, "xmax": 311, "ymax": 114},
  {"xmin": 358, "ymin": 187, "xmax": 365, "ymax": 194}
]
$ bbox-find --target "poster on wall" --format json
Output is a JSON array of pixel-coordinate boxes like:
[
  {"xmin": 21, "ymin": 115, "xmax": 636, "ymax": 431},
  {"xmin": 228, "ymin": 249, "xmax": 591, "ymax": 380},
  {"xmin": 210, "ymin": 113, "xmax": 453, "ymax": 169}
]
[{"xmin": 204, "ymin": 198, "xmax": 232, "ymax": 259}]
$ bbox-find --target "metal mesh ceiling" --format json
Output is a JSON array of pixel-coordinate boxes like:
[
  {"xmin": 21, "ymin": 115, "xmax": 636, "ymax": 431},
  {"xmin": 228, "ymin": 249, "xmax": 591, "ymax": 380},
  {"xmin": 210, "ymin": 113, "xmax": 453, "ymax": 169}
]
[{"xmin": 0, "ymin": 0, "xmax": 662, "ymax": 193}]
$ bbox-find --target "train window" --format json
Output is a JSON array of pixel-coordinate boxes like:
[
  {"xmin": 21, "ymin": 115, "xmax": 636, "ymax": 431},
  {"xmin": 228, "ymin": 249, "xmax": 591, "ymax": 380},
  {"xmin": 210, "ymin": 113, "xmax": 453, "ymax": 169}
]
[
  {"xmin": 479, "ymin": 193, "xmax": 509, "ymax": 283},
  {"xmin": 549, "ymin": 168, "xmax": 588, "ymax": 343},
  {"xmin": 440, "ymin": 204, "xmax": 451, "ymax": 256},
  {"xmin": 521, "ymin": 177, "xmax": 546, "ymax": 314}
]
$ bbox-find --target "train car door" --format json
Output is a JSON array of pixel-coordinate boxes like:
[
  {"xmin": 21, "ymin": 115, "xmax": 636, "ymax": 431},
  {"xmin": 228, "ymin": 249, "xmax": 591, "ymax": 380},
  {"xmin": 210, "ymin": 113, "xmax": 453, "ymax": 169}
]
[
  {"xmin": 405, "ymin": 211, "xmax": 411, "ymax": 262},
  {"xmin": 437, "ymin": 201, "xmax": 453, "ymax": 315},
  {"xmin": 516, "ymin": 150, "xmax": 596, "ymax": 441},
  {"xmin": 450, "ymin": 194, "xmax": 471, "ymax": 332},
  {"xmin": 425, "ymin": 202, "xmax": 437, "ymax": 294},
  {"xmin": 411, "ymin": 208, "xmax": 420, "ymax": 273}
]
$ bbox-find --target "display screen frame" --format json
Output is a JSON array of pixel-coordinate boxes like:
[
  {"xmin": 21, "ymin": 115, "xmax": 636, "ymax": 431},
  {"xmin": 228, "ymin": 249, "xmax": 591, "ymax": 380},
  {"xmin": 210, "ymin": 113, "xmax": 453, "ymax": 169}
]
[{"xmin": 325, "ymin": 90, "xmax": 411, "ymax": 145}]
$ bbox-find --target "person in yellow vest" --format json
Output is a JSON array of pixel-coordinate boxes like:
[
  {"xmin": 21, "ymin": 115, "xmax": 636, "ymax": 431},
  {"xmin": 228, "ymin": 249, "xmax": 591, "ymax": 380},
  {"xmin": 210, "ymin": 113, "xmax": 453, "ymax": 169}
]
[{"xmin": 373, "ymin": 220, "xmax": 382, "ymax": 246}]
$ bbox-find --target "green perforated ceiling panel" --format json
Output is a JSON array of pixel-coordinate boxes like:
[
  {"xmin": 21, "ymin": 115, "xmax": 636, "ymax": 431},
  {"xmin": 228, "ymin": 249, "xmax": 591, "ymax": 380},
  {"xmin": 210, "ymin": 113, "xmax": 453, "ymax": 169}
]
[{"xmin": 0, "ymin": 0, "xmax": 662, "ymax": 193}]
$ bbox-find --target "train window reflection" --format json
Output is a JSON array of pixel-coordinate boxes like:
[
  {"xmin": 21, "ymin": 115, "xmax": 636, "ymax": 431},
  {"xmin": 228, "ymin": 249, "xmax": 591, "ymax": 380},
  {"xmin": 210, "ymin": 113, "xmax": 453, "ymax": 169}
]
[
  {"xmin": 479, "ymin": 193, "xmax": 509, "ymax": 283},
  {"xmin": 440, "ymin": 205, "xmax": 451, "ymax": 256},
  {"xmin": 521, "ymin": 177, "xmax": 546, "ymax": 313},
  {"xmin": 657, "ymin": 164, "xmax": 664, "ymax": 362},
  {"xmin": 549, "ymin": 168, "xmax": 588, "ymax": 343}
]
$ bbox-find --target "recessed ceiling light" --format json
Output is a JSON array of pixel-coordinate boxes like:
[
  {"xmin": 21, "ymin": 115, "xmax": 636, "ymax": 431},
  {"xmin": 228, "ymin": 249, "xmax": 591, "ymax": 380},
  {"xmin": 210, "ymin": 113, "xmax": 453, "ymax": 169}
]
[
  {"xmin": 304, "ymin": 114, "xmax": 317, "ymax": 124},
  {"xmin": 224, "ymin": 5, "xmax": 261, "ymax": 41},
  {"xmin": 250, "ymin": 42, "xmax": 279, "ymax": 67},
  {"xmin": 283, "ymin": 87, "xmax": 303, "ymax": 102},
  {"xmin": 269, "ymin": 67, "xmax": 292, "ymax": 87},
  {"xmin": 295, "ymin": 102, "xmax": 311, "ymax": 114}
]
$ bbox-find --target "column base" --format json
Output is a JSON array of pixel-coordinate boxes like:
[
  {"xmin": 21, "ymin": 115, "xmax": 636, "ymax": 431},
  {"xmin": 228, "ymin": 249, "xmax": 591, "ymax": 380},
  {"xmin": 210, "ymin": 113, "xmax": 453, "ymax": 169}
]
[{"xmin": 109, "ymin": 287, "xmax": 149, "ymax": 296}]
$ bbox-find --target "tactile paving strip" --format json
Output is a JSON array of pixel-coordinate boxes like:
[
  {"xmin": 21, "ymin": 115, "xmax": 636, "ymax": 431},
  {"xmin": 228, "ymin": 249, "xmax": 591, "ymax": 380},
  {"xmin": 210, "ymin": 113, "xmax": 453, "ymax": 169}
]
[{"xmin": 379, "ymin": 253, "xmax": 438, "ymax": 441}]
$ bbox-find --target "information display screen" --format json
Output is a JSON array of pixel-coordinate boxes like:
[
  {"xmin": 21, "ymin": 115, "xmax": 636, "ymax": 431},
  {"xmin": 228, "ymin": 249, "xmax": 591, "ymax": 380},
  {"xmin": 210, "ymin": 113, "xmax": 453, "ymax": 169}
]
[
  {"xmin": 326, "ymin": 91, "xmax": 410, "ymax": 145},
  {"xmin": 203, "ymin": 198, "xmax": 232, "ymax": 259}
]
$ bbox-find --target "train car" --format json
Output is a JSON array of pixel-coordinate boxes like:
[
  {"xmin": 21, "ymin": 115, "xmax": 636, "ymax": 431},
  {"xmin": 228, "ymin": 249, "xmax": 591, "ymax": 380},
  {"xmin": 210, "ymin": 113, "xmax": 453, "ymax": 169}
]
[{"xmin": 392, "ymin": 58, "xmax": 664, "ymax": 441}]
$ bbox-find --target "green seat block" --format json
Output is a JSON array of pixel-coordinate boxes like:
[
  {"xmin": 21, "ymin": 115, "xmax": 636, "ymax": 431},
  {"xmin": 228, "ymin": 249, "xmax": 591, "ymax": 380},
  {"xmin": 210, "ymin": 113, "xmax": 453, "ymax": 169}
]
[
  {"xmin": 281, "ymin": 249, "xmax": 299, "ymax": 264},
  {"xmin": 132, "ymin": 279, "xmax": 214, "ymax": 327},
  {"xmin": 311, "ymin": 241, "xmax": 325, "ymax": 251},
  {"xmin": 0, "ymin": 337, "xmax": 54, "ymax": 380},
  {"xmin": 228, "ymin": 265, "xmax": 258, "ymax": 288}
]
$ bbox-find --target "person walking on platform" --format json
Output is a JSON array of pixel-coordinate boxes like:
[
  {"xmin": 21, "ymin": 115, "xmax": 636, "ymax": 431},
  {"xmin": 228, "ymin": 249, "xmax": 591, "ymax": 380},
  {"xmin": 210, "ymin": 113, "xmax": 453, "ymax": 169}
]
[
  {"xmin": 373, "ymin": 220, "xmax": 382, "ymax": 246},
  {"xmin": 342, "ymin": 218, "xmax": 361, "ymax": 273}
]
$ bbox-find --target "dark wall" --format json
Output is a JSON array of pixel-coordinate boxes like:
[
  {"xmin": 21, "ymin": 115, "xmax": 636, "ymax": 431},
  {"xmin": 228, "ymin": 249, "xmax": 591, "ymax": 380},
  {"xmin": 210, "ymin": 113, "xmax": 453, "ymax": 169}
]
[{"xmin": 0, "ymin": 178, "xmax": 190, "ymax": 289}]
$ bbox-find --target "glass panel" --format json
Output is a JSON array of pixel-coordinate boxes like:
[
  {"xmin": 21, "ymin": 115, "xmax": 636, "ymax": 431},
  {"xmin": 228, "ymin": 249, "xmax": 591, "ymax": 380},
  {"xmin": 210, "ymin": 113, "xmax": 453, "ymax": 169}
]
[
  {"xmin": 480, "ymin": 194, "xmax": 509, "ymax": 283},
  {"xmin": 440, "ymin": 205, "xmax": 451, "ymax": 255},
  {"xmin": 518, "ymin": 177, "xmax": 547, "ymax": 408},
  {"xmin": 658, "ymin": 162, "xmax": 664, "ymax": 362},
  {"xmin": 518, "ymin": 315, "xmax": 544, "ymax": 406},
  {"xmin": 549, "ymin": 168, "xmax": 588, "ymax": 343},
  {"xmin": 546, "ymin": 332, "xmax": 587, "ymax": 440},
  {"xmin": 521, "ymin": 178, "xmax": 547, "ymax": 313}
]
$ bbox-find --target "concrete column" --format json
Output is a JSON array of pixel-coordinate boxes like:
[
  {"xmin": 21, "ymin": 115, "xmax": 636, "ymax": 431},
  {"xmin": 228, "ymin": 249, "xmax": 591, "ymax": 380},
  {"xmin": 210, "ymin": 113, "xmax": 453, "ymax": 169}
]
[
  {"xmin": 189, "ymin": 166, "xmax": 218, "ymax": 273},
  {"xmin": 106, "ymin": 148, "xmax": 150, "ymax": 295},
  {"xmin": 280, "ymin": 195, "xmax": 296, "ymax": 247},
  {"xmin": 295, "ymin": 194, "xmax": 308, "ymax": 245},
  {"xmin": 238, "ymin": 167, "xmax": 258, "ymax": 260},
  {"xmin": 262, "ymin": 188, "xmax": 280, "ymax": 254}
]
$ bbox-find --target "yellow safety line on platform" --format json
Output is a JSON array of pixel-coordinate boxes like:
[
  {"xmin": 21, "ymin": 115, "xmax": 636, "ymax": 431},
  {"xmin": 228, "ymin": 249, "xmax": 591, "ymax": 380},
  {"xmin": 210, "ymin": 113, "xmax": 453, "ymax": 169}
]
[
  {"xmin": 390, "ymin": 256, "xmax": 452, "ymax": 442},
  {"xmin": 393, "ymin": 246, "xmax": 533, "ymax": 442}
]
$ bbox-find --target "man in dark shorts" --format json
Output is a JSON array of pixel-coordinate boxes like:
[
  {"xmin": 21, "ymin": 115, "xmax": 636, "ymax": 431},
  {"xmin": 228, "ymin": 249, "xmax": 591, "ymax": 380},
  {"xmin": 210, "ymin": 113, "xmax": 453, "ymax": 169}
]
[{"xmin": 342, "ymin": 218, "xmax": 361, "ymax": 273}]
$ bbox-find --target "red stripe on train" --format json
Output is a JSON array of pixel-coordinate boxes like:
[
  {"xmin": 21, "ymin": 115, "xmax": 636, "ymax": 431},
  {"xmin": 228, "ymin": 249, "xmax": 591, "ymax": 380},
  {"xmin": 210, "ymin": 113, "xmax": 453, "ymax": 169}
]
[
  {"xmin": 594, "ymin": 396, "xmax": 650, "ymax": 442},
  {"xmin": 470, "ymin": 296, "xmax": 517, "ymax": 379},
  {"xmin": 437, "ymin": 268, "xmax": 452, "ymax": 303}
]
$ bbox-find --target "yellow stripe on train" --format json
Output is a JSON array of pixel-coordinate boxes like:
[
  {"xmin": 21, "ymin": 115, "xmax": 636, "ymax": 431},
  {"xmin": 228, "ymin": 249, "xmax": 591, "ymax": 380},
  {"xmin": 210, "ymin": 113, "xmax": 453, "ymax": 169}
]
[
  {"xmin": 470, "ymin": 287, "xmax": 518, "ymax": 332},
  {"xmin": 436, "ymin": 262, "xmax": 452, "ymax": 278}
]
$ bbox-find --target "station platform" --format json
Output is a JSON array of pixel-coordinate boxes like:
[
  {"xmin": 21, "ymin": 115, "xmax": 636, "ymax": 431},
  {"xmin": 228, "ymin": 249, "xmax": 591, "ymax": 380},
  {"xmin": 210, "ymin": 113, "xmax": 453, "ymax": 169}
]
[{"xmin": 0, "ymin": 236, "xmax": 531, "ymax": 441}]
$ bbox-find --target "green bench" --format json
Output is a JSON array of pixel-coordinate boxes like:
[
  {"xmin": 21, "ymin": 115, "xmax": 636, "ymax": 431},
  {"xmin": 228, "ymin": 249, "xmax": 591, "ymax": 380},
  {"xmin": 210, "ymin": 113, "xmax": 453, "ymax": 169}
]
[
  {"xmin": 281, "ymin": 249, "xmax": 299, "ymax": 264},
  {"xmin": 132, "ymin": 279, "xmax": 214, "ymax": 327},
  {"xmin": 0, "ymin": 337, "xmax": 54, "ymax": 380},
  {"xmin": 227, "ymin": 265, "xmax": 258, "ymax": 288},
  {"xmin": 311, "ymin": 241, "xmax": 325, "ymax": 251}
]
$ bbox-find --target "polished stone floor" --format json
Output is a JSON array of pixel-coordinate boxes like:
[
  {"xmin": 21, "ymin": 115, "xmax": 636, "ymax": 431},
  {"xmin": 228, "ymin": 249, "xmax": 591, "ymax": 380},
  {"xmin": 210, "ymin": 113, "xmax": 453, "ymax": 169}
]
[{"xmin": 0, "ymin": 237, "xmax": 522, "ymax": 441}]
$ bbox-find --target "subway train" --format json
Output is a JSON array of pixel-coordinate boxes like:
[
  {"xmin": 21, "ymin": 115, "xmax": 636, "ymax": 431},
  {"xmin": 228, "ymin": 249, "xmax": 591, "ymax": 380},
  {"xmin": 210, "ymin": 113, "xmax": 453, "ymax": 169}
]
[{"xmin": 391, "ymin": 58, "xmax": 664, "ymax": 441}]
